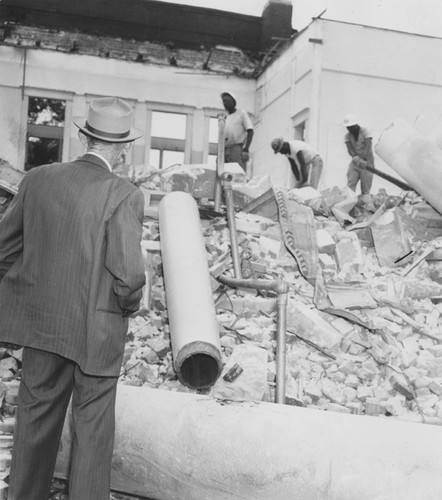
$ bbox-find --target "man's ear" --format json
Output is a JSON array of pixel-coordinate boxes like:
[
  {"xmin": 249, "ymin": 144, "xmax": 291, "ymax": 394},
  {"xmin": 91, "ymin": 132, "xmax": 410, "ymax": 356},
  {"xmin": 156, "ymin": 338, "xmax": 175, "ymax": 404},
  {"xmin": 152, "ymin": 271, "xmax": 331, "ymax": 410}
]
[
  {"xmin": 78, "ymin": 131, "xmax": 88, "ymax": 148},
  {"xmin": 123, "ymin": 142, "xmax": 133, "ymax": 154}
]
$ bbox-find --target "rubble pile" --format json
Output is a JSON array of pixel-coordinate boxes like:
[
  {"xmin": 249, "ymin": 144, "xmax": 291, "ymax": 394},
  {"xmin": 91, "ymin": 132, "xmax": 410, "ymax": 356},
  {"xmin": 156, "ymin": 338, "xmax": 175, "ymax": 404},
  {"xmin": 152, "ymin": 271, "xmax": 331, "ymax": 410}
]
[
  {"xmin": 2, "ymin": 177, "xmax": 442, "ymax": 498},
  {"xmin": 120, "ymin": 182, "xmax": 442, "ymax": 426}
]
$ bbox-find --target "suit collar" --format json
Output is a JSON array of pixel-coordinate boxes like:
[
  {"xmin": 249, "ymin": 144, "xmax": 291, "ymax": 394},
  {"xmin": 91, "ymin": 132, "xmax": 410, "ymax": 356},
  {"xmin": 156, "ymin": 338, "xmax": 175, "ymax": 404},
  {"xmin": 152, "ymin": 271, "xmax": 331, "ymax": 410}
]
[{"xmin": 80, "ymin": 153, "xmax": 113, "ymax": 172}]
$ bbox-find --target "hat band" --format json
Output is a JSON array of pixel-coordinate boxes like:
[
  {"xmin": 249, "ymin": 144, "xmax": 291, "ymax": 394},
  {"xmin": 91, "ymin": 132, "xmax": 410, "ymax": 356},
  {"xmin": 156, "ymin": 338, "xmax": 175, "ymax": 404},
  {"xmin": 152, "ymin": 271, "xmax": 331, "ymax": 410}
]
[{"xmin": 85, "ymin": 121, "xmax": 130, "ymax": 139}]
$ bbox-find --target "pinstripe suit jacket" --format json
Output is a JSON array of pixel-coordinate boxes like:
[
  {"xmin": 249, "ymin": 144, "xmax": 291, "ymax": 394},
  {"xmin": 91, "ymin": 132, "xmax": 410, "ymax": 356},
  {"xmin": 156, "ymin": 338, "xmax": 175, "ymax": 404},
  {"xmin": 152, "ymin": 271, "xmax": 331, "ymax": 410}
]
[{"xmin": 0, "ymin": 154, "xmax": 146, "ymax": 376}]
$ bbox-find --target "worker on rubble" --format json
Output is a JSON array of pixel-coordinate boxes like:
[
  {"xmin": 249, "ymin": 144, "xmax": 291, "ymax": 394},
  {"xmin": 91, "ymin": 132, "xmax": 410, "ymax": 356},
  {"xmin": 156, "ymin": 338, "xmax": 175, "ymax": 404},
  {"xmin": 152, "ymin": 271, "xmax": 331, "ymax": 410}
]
[
  {"xmin": 271, "ymin": 137, "xmax": 323, "ymax": 189},
  {"xmin": 343, "ymin": 114, "xmax": 375, "ymax": 195},
  {"xmin": 0, "ymin": 97, "xmax": 146, "ymax": 500},
  {"xmin": 221, "ymin": 91, "xmax": 254, "ymax": 173}
]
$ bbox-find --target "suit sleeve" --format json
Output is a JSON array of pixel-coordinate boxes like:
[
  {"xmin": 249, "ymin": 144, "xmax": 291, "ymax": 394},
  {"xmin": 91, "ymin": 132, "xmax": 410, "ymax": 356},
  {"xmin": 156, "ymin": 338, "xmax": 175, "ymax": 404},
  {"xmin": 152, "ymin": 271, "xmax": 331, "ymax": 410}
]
[
  {"xmin": 105, "ymin": 188, "xmax": 146, "ymax": 313},
  {"xmin": 0, "ymin": 175, "xmax": 27, "ymax": 282}
]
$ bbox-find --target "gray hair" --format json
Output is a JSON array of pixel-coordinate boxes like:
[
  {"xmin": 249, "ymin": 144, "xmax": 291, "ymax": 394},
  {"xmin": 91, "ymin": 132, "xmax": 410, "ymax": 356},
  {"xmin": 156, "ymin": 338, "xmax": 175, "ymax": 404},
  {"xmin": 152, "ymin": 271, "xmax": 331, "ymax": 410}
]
[{"xmin": 84, "ymin": 134, "xmax": 127, "ymax": 155}]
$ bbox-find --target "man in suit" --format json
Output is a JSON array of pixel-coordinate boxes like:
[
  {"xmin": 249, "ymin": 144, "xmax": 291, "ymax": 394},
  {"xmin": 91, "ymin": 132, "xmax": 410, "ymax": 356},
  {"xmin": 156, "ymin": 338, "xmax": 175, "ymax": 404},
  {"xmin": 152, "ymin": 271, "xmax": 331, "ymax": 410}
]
[{"xmin": 0, "ymin": 97, "xmax": 146, "ymax": 500}]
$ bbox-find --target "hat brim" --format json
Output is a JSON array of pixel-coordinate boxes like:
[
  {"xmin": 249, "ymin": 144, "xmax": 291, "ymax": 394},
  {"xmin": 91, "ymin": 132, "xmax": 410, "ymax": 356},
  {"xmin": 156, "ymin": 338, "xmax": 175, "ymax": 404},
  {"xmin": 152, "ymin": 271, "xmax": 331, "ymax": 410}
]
[{"xmin": 73, "ymin": 117, "xmax": 143, "ymax": 143}]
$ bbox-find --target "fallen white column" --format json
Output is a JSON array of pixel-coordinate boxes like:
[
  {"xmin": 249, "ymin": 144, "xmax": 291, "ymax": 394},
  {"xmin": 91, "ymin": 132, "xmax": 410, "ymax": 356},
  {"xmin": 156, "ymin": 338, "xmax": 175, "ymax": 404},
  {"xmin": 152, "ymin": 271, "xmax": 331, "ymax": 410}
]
[
  {"xmin": 375, "ymin": 118, "xmax": 442, "ymax": 214},
  {"xmin": 158, "ymin": 191, "xmax": 222, "ymax": 389},
  {"xmin": 55, "ymin": 385, "xmax": 442, "ymax": 500}
]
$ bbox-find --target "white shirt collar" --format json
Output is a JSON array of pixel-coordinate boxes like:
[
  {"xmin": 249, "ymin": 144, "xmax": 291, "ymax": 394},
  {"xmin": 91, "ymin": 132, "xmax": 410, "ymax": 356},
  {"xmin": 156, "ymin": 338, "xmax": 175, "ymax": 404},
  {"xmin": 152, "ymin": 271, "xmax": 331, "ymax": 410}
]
[{"xmin": 86, "ymin": 152, "xmax": 112, "ymax": 172}]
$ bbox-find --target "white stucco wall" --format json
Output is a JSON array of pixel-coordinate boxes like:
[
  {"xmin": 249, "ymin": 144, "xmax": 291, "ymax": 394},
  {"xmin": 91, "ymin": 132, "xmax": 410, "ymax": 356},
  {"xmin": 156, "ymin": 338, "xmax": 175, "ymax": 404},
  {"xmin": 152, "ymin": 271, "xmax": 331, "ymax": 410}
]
[
  {"xmin": 253, "ymin": 26, "xmax": 318, "ymax": 187},
  {"xmin": 318, "ymin": 20, "xmax": 442, "ymax": 194},
  {"xmin": 0, "ymin": 45, "xmax": 256, "ymax": 170},
  {"xmin": 254, "ymin": 19, "xmax": 442, "ymax": 195}
]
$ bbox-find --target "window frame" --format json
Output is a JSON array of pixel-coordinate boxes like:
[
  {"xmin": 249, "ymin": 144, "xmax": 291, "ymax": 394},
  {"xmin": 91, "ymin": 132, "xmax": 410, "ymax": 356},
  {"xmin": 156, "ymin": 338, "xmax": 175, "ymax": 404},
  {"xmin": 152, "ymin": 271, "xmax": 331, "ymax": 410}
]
[{"xmin": 145, "ymin": 102, "xmax": 194, "ymax": 169}]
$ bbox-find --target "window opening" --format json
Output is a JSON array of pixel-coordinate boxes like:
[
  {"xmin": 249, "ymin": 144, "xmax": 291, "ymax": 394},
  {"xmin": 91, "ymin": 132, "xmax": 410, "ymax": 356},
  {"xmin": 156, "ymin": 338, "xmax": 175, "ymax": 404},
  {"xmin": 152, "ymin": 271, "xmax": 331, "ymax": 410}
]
[
  {"xmin": 26, "ymin": 97, "xmax": 65, "ymax": 171},
  {"xmin": 151, "ymin": 111, "xmax": 187, "ymax": 169}
]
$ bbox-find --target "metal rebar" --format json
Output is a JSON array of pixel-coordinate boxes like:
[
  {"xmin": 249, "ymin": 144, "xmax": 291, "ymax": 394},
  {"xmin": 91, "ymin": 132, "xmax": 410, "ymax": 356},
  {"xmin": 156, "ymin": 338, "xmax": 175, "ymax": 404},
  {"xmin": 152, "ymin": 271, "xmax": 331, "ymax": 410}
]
[
  {"xmin": 221, "ymin": 172, "xmax": 242, "ymax": 279},
  {"xmin": 218, "ymin": 275, "xmax": 289, "ymax": 404},
  {"xmin": 214, "ymin": 113, "xmax": 226, "ymax": 212}
]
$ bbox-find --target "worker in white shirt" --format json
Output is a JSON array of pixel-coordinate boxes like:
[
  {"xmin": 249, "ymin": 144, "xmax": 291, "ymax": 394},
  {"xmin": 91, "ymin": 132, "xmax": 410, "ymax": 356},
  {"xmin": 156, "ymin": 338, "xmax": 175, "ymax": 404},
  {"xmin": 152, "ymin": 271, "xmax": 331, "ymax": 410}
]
[
  {"xmin": 271, "ymin": 137, "xmax": 323, "ymax": 189},
  {"xmin": 221, "ymin": 91, "xmax": 254, "ymax": 172}
]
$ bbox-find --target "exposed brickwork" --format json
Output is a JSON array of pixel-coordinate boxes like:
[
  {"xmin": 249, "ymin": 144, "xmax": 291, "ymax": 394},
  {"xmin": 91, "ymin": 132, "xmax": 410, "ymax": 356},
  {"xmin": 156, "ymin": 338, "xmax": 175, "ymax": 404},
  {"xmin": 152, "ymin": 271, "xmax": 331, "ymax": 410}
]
[{"xmin": 0, "ymin": 23, "xmax": 259, "ymax": 77}]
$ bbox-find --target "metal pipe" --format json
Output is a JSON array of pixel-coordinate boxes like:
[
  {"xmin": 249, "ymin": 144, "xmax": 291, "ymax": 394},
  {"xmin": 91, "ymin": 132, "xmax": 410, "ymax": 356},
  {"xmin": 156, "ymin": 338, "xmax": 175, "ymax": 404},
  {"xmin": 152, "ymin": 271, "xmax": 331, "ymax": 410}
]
[
  {"xmin": 218, "ymin": 275, "xmax": 289, "ymax": 404},
  {"xmin": 214, "ymin": 113, "xmax": 226, "ymax": 212},
  {"xmin": 354, "ymin": 164, "xmax": 413, "ymax": 191},
  {"xmin": 158, "ymin": 192, "xmax": 222, "ymax": 389},
  {"xmin": 56, "ymin": 385, "xmax": 442, "ymax": 500},
  {"xmin": 221, "ymin": 172, "xmax": 242, "ymax": 279}
]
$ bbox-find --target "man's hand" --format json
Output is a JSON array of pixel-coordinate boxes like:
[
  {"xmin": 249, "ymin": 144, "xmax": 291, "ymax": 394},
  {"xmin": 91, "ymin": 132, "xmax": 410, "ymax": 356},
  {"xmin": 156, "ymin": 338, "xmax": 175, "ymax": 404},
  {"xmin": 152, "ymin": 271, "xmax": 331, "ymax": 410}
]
[
  {"xmin": 355, "ymin": 156, "xmax": 368, "ymax": 169},
  {"xmin": 241, "ymin": 149, "xmax": 250, "ymax": 163}
]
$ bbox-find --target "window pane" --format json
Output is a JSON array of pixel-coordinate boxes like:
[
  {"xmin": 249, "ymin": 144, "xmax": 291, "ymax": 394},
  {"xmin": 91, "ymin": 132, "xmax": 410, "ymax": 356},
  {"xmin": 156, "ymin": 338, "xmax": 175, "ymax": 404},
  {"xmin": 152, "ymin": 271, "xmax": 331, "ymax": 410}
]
[
  {"xmin": 162, "ymin": 150, "xmax": 184, "ymax": 169},
  {"xmin": 26, "ymin": 136, "xmax": 62, "ymax": 171},
  {"xmin": 209, "ymin": 118, "xmax": 219, "ymax": 144},
  {"xmin": 208, "ymin": 154, "xmax": 217, "ymax": 166},
  {"xmin": 28, "ymin": 97, "xmax": 65, "ymax": 126},
  {"xmin": 150, "ymin": 149, "xmax": 161, "ymax": 169},
  {"xmin": 151, "ymin": 112, "xmax": 186, "ymax": 140}
]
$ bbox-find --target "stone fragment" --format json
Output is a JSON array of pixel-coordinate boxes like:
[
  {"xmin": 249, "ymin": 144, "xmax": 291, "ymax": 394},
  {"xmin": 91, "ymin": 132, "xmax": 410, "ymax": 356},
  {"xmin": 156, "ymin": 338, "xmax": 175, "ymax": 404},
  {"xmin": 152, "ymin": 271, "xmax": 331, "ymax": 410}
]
[
  {"xmin": 0, "ymin": 358, "xmax": 18, "ymax": 373},
  {"xmin": 258, "ymin": 235, "xmax": 283, "ymax": 259},
  {"xmin": 145, "ymin": 337, "xmax": 170, "ymax": 358},
  {"xmin": 325, "ymin": 402, "xmax": 352, "ymax": 414},
  {"xmin": 357, "ymin": 386, "xmax": 374, "ymax": 402},
  {"xmin": 344, "ymin": 373, "xmax": 359, "ymax": 388},
  {"xmin": 385, "ymin": 395, "xmax": 407, "ymax": 416},
  {"xmin": 304, "ymin": 384, "xmax": 322, "ymax": 402},
  {"xmin": 287, "ymin": 300, "xmax": 342, "ymax": 349},
  {"xmin": 316, "ymin": 229, "xmax": 336, "ymax": 255},
  {"xmin": 334, "ymin": 234, "xmax": 364, "ymax": 273},
  {"xmin": 342, "ymin": 386, "xmax": 357, "ymax": 403},
  {"xmin": 137, "ymin": 346, "xmax": 160, "ymax": 364},
  {"xmin": 365, "ymin": 398, "xmax": 386, "ymax": 416},
  {"xmin": 210, "ymin": 344, "xmax": 268, "ymax": 402},
  {"xmin": 429, "ymin": 380, "xmax": 442, "ymax": 396}
]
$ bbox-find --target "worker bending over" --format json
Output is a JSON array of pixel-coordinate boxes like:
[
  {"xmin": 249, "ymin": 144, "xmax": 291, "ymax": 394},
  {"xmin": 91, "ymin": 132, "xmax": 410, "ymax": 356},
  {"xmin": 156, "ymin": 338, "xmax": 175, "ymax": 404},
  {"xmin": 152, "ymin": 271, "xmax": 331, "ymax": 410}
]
[{"xmin": 271, "ymin": 137, "xmax": 323, "ymax": 189}]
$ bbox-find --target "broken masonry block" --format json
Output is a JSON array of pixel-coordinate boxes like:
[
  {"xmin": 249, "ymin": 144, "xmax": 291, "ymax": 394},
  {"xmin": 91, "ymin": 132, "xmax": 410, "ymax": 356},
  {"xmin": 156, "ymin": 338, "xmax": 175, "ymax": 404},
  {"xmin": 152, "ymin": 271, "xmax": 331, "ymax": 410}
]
[
  {"xmin": 316, "ymin": 228, "xmax": 336, "ymax": 255},
  {"xmin": 258, "ymin": 235, "xmax": 283, "ymax": 259},
  {"xmin": 235, "ymin": 213, "xmax": 275, "ymax": 235},
  {"xmin": 390, "ymin": 375, "xmax": 414, "ymax": 400},
  {"xmin": 357, "ymin": 386, "xmax": 374, "ymax": 402},
  {"xmin": 371, "ymin": 210, "xmax": 411, "ymax": 267},
  {"xmin": 210, "ymin": 344, "xmax": 268, "ymax": 402},
  {"xmin": 385, "ymin": 395, "xmax": 407, "ymax": 416},
  {"xmin": 324, "ymin": 402, "xmax": 352, "ymax": 414},
  {"xmin": 318, "ymin": 253, "xmax": 337, "ymax": 271},
  {"xmin": 428, "ymin": 381, "xmax": 442, "ymax": 396},
  {"xmin": 334, "ymin": 237, "xmax": 364, "ymax": 273},
  {"xmin": 365, "ymin": 398, "xmax": 386, "ymax": 416}
]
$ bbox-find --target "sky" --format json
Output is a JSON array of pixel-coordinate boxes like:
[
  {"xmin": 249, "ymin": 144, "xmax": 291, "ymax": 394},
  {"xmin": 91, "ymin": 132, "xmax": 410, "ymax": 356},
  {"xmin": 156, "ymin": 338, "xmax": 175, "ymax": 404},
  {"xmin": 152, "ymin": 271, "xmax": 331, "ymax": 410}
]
[{"xmin": 155, "ymin": 0, "xmax": 442, "ymax": 38}]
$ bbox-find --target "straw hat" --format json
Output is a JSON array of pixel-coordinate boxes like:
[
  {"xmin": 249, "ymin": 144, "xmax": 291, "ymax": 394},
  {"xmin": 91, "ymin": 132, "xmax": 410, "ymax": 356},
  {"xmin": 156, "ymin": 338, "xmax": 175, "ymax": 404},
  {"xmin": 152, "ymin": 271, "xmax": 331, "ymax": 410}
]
[{"xmin": 73, "ymin": 97, "xmax": 142, "ymax": 143}]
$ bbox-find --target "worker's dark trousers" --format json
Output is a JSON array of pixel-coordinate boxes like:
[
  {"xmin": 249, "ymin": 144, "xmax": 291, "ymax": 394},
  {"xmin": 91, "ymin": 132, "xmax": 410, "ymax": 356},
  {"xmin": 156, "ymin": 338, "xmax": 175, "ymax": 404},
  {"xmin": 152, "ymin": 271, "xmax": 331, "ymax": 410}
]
[{"xmin": 8, "ymin": 347, "xmax": 118, "ymax": 500}]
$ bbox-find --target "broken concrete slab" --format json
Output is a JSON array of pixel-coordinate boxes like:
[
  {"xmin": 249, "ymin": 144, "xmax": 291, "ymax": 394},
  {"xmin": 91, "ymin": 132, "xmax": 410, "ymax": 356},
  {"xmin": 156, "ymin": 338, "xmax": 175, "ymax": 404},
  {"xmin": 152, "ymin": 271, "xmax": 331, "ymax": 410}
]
[{"xmin": 210, "ymin": 344, "xmax": 268, "ymax": 401}]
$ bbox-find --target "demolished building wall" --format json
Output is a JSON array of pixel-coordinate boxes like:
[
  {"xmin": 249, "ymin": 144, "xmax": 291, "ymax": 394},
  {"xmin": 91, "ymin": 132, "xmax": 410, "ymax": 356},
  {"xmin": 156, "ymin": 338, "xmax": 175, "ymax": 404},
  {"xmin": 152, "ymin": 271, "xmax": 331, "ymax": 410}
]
[
  {"xmin": 2, "ymin": 16, "xmax": 442, "ymax": 191},
  {"xmin": 254, "ymin": 19, "xmax": 442, "ymax": 193},
  {"xmin": 0, "ymin": 43, "xmax": 256, "ymax": 170}
]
